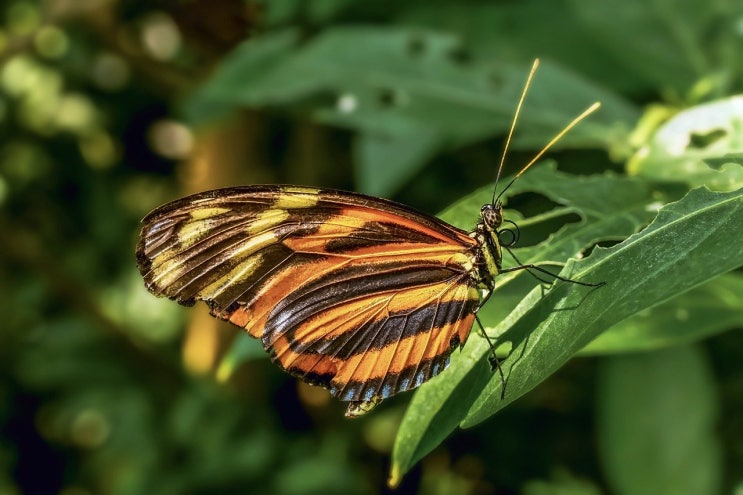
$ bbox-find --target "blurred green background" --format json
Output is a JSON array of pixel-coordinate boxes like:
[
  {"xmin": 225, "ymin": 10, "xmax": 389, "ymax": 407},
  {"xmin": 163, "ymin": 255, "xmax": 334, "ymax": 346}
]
[{"xmin": 1, "ymin": 1, "xmax": 742, "ymax": 494}]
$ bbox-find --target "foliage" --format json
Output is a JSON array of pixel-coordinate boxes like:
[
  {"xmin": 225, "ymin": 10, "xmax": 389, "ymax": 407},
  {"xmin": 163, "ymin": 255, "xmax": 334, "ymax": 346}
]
[{"xmin": 1, "ymin": 0, "xmax": 742, "ymax": 494}]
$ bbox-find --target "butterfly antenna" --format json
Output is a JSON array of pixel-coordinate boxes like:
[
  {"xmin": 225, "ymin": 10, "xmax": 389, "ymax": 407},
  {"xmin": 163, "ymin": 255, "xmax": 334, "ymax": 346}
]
[
  {"xmin": 492, "ymin": 59, "xmax": 540, "ymax": 206},
  {"xmin": 494, "ymin": 101, "xmax": 601, "ymax": 205}
]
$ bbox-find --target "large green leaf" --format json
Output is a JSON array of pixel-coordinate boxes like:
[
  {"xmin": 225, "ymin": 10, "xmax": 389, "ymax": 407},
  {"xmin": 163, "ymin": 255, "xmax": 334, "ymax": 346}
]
[
  {"xmin": 390, "ymin": 186, "xmax": 743, "ymax": 486},
  {"xmin": 441, "ymin": 162, "xmax": 658, "ymax": 277},
  {"xmin": 439, "ymin": 163, "xmax": 659, "ymax": 362},
  {"xmin": 466, "ymin": 187, "xmax": 743, "ymax": 421},
  {"xmin": 185, "ymin": 27, "xmax": 638, "ymax": 195},
  {"xmin": 261, "ymin": 0, "xmax": 357, "ymax": 26},
  {"xmin": 597, "ymin": 345, "xmax": 721, "ymax": 495},
  {"xmin": 390, "ymin": 165, "xmax": 659, "ymax": 486}
]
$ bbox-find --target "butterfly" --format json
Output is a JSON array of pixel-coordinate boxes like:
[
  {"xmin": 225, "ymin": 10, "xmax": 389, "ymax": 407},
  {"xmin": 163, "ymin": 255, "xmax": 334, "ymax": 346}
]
[{"xmin": 135, "ymin": 60, "xmax": 601, "ymax": 417}]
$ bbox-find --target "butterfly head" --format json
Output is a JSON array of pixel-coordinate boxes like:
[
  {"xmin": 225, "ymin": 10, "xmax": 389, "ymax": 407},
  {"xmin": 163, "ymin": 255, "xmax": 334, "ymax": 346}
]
[{"xmin": 480, "ymin": 202, "xmax": 503, "ymax": 232}]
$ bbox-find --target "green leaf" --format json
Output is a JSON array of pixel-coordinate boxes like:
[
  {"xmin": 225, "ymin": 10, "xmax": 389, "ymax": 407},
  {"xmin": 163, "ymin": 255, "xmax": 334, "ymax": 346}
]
[
  {"xmin": 262, "ymin": 0, "xmax": 356, "ymax": 26},
  {"xmin": 597, "ymin": 345, "xmax": 721, "ymax": 495},
  {"xmin": 582, "ymin": 273, "xmax": 743, "ymax": 355},
  {"xmin": 465, "ymin": 187, "xmax": 743, "ymax": 423},
  {"xmin": 184, "ymin": 27, "xmax": 638, "ymax": 195},
  {"xmin": 390, "ymin": 166, "xmax": 656, "ymax": 485},
  {"xmin": 353, "ymin": 129, "xmax": 441, "ymax": 197},
  {"xmin": 442, "ymin": 162, "xmax": 658, "ymax": 275},
  {"xmin": 439, "ymin": 163, "xmax": 661, "ymax": 334},
  {"xmin": 628, "ymin": 96, "xmax": 743, "ymax": 191},
  {"xmin": 183, "ymin": 29, "xmax": 302, "ymax": 124},
  {"xmin": 390, "ymin": 186, "xmax": 743, "ymax": 486}
]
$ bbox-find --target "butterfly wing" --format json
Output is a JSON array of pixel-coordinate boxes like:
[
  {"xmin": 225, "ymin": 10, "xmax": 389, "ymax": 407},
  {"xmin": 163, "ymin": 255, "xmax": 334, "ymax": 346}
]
[{"xmin": 136, "ymin": 186, "xmax": 481, "ymax": 415}]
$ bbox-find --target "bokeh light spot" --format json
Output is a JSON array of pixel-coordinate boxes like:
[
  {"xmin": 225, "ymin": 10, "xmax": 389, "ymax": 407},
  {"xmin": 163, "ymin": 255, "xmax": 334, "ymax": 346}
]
[
  {"xmin": 34, "ymin": 25, "xmax": 69, "ymax": 59},
  {"xmin": 140, "ymin": 12, "xmax": 181, "ymax": 61},
  {"xmin": 55, "ymin": 93, "xmax": 97, "ymax": 133},
  {"xmin": 148, "ymin": 119, "xmax": 194, "ymax": 160},
  {"xmin": 70, "ymin": 409, "xmax": 110, "ymax": 449},
  {"xmin": 90, "ymin": 52, "xmax": 130, "ymax": 91},
  {"xmin": 79, "ymin": 130, "xmax": 118, "ymax": 169}
]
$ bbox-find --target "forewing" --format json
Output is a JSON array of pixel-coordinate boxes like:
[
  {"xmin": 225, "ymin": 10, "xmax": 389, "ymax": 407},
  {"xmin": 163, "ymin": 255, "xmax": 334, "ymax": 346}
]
[{"xmin": 136, "ymin": 185, "xmax": 480, "ymax": 401}]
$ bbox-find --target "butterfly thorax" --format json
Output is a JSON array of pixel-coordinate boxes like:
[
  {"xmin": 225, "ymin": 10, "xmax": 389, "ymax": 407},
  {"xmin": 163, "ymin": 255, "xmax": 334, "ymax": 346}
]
[{"xmin": 470, "ymin": 202, "xmax": 505, "ymax": 292}]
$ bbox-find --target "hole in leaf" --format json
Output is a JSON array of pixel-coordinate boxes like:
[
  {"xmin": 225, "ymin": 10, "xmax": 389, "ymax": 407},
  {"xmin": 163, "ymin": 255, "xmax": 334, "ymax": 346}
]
[
  {"xmin": 581, "ymin": 239, "xmax": 621, "ymax": 258},
  {"xmin": 379, "ymin": 88, "xmax": 396, "ymax": 106},
  {"xmin": 447, "ymin": 45, "xmax": 472, "ymax": 65},
  {"xmin": 407, "ymin": 35, "xmax": 425, "ymax": 56},
  {"xmin": 378, "ymin": 88, "xmax": 407, "ymax": 108},
  {"xmin": 513, "ymin": 211, "xmax": 582, "ymax": 247},
  {"xmin": 503, "ymin": 192, "xmax": 581, "ymax": 247},
  {"xmin": 688, "ymin": 128, "xmax": 726, "ymax": 149},
  {"xmin": 504, "ymin": 192, "xmax": 562, "ymax": 218},
  {"xmin": 488, "ymin": 72, "xmax": 504, "ymax": 90}
]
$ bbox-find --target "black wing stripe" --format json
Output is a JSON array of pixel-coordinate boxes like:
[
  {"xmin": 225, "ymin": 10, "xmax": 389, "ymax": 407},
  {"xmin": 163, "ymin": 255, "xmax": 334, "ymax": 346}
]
[
  {"xmin": 336, "ymin": 354, "xmax": 456, "ymax": 402},
  {"xmin": 263, "ymin": 263, "xmax": 466, "ymax": 346},
  {"xmin": 404, "ymin": 283, "xmax": 470, "ymax": 393},
  {"xmin": 142, "ymin": 207, "xmax": 452, "ymax": 304},
  {"xmin": 271, "ymin": 273, "xmax": 474, "ymax": 361},
  {"xmin": 143, "ymin": 210, "xmax": 314, "ymax": 302}
]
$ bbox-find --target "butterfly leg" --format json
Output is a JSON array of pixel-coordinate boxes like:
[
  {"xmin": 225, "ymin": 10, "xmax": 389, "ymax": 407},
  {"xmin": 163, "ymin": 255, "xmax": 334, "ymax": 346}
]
[
  {"xmin": 475, "ymin": 314, "xmax": 507, "ymax": 400},
  {"xmin": 501, "ymin": 246, "xmax": 605, "ymax": 287}
]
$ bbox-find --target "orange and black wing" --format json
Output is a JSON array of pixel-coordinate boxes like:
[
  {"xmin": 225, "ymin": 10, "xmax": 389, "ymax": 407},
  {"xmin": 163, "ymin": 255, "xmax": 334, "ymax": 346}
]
[{"xmin": 136, "ymin": 186, "xmax": 481, "ymax": 416}]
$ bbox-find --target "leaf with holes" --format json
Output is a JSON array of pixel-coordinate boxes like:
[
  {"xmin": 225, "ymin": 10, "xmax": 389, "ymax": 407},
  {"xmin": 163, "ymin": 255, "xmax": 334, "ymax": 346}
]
[
  {"xmin": 390, "ymin": 186, "xmax": 743, "ymax": 487},
  {"xmin": 390, "ymin": 165, "xmax": 659, "ymax": 485},
  {"xmin": 184, "ymin": 27, "xmax": 638, "ymax": 195}
]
